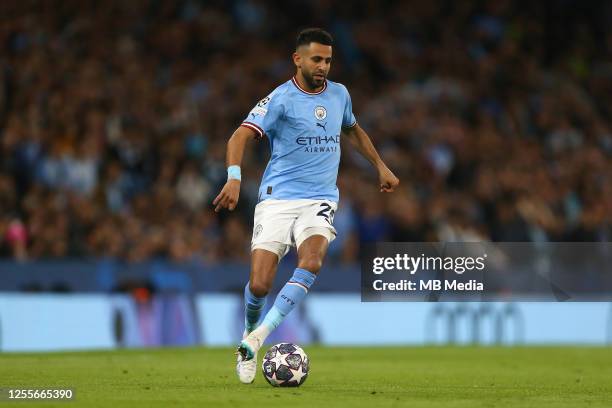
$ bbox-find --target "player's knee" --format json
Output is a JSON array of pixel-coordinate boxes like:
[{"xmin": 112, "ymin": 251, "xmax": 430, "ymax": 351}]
[
  {"xmin": 249, "ymin": 279, "xmax": 272, "ymax": 297},
  {"xmin": 297, "ymin": 256, "xmax": 323, "ymax": 275}
]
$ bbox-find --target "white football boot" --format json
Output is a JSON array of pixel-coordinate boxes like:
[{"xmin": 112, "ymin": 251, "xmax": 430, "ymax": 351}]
[
  {"xmin": 235, "ymin": 329, "xmax": 265, "ymax": 383},
  {"xmin": 236, "ymin": 331, "xmax": 258, "ymax": 384}
]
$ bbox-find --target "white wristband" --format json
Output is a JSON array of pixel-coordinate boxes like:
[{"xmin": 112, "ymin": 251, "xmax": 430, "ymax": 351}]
[{"xmin": 227, "ymin": 165, "xmax": 241, "ymax": 181}]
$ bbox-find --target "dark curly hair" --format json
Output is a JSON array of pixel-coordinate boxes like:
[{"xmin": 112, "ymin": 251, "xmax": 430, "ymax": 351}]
[{"xmin": 296, "ymin": 28, "xmax": 333, "ymax": 49}]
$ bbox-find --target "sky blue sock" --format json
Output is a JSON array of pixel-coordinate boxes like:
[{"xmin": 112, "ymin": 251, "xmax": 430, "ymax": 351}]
[
  {"xmin": 244, "ymin": 283, "xmax": 267, "ymax": 333},
  {"xmin": 260, "ymin": 268, "xmax": 316, "ymax": 331}
]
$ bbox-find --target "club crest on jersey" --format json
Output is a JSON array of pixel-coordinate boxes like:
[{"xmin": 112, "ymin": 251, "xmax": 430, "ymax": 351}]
[{"xmin": 314, "ymin": 106, "xmax": 327, "ymax": 120}]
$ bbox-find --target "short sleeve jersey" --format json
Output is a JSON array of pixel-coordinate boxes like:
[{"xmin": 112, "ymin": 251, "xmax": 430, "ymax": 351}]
[{"xmin": 241, "ymin": 77, "xmax": 357, "ymax": 203}]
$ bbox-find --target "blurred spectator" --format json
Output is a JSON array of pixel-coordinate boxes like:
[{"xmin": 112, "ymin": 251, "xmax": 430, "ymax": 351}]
[{"xmin": 176, "ymin": 161, "xmax": 210, "ymax": 211}]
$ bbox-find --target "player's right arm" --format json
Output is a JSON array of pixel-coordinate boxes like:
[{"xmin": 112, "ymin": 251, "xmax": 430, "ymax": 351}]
[
  {"xmin": 213, "ymin": 126, "xmax": 258, "ymax": 212},
  {"xmin": 213, "ymin": 89, "xmax": 281, "ymax": 212}
]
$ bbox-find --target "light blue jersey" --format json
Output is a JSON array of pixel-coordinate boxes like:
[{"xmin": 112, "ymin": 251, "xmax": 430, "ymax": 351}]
[{"xmin": 241, "ymin": 77, "xmax": 356, "ymax": 203}]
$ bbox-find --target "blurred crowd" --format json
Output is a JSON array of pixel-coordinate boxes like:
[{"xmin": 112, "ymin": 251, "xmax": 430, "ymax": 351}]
[{"xmin": 1, "ymin": 0, "xmax": 611, "ymax": 263}]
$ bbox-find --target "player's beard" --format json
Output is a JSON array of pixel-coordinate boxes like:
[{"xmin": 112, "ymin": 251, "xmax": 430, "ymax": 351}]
[{"xmin": 303, "ymin": 70, "xmax": 326, "ymax": 89}]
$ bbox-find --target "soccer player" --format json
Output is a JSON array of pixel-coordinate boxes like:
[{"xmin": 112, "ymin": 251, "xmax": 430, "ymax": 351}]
[{"xmin": 213, "ymin": 28, "xmax": 399, "ymax": 384}]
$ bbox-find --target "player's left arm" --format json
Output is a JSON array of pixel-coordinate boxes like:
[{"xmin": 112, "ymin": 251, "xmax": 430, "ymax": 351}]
[{"xmin": 342, "ymin": 123, "xmax": 399, "ymax": 192}]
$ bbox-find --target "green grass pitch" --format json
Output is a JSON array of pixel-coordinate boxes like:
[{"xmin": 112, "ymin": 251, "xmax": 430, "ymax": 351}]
[{"xmin": 1, "ymin": 346, "xmax": 611, "ymax": 407}]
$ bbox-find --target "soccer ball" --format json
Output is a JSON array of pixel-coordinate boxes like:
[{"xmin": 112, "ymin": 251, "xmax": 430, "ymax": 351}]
[{"xmin": 261, "ymin": 343, "xmax": 309, "ymax": 387}]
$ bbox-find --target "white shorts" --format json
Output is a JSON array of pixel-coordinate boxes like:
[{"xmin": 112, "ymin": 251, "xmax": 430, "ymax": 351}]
[{"xmin": 251, "ymin": 199, "xmax": 338, "ymax": 260}]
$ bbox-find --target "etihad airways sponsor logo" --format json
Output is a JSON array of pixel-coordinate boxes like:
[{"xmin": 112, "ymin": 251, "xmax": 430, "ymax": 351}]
[
  {"xmin": 296, "ymin": 134, "xmax": 340, "ymax": 153},
  {"xmin": 296, "ymin": 135, "xmax": 340, "ymax": 145}
]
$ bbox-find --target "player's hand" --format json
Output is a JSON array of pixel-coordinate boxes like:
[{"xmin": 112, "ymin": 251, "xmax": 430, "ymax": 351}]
[
  {"xmin": 213, "ymin": 179, "xmax": 241, "ymax": 212},
  {"xmin": 378, "ymin": 166, "xmax": 399, "ymax": 193}
]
